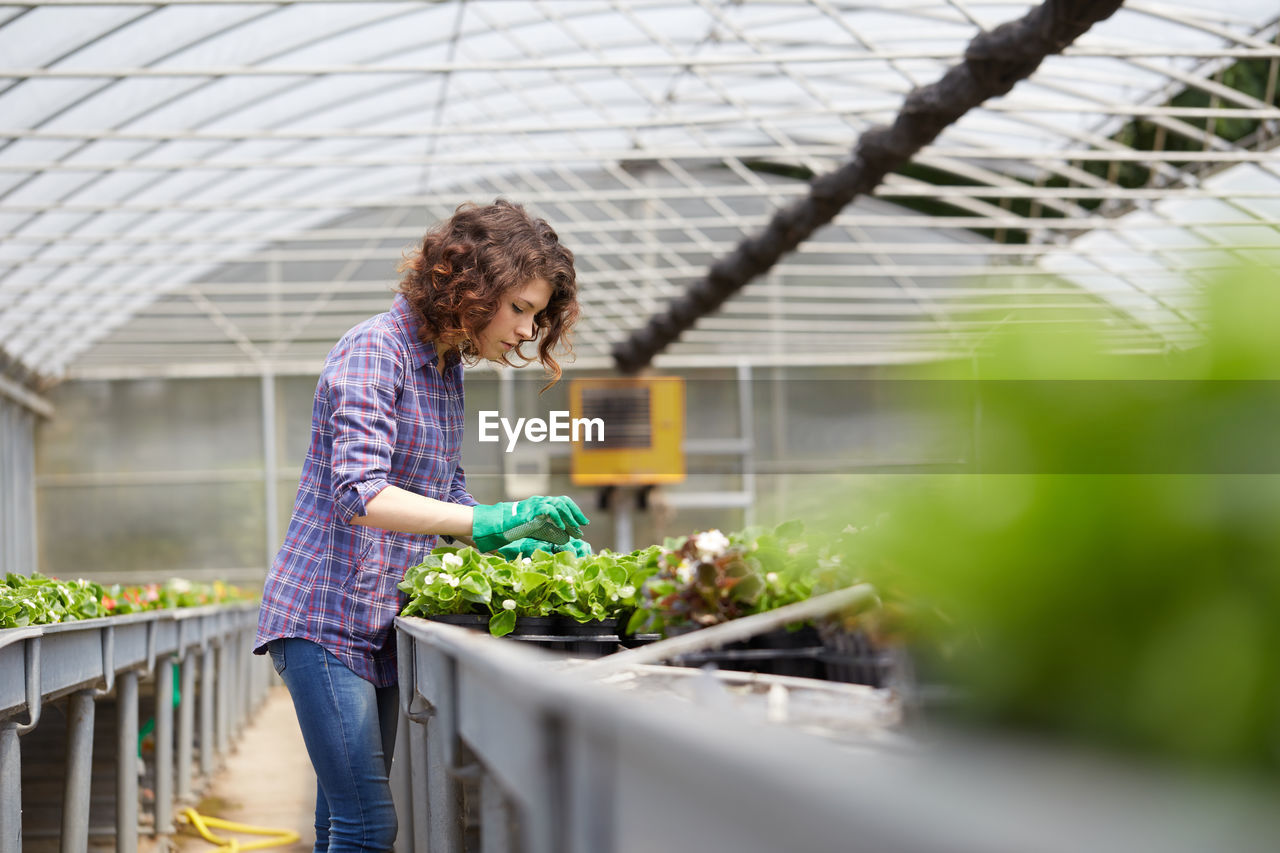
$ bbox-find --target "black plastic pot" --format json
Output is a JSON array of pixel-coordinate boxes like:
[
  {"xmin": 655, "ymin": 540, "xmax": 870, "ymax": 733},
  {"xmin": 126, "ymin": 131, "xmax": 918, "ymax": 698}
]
[
  {"xmin": 816, "ymin": 625, "xmax": 902, "ymax": 688},
  {"xmin": 630, "ymin": 622, "xmax": 909, "ymax": 686},
  {"xmin": 662, "ymin": 624, "xmax": 828, "ymax": 680},
  {"xmin": 614, "ymin": 606, "xmax": 662, "ymax": 649},
  {"xmin": 424, "ymin": 613, "xmax": 622, "ymax": 657}
]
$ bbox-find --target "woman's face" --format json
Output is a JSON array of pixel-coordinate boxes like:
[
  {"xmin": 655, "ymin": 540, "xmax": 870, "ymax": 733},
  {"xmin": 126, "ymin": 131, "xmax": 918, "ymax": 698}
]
[{"xmin": 477, "ymin": 277, "xmax": 553, "ymax": 361}]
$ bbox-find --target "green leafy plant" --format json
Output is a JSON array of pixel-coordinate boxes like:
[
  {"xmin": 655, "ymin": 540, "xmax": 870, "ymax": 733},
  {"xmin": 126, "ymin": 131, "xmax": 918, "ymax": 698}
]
[
  {"xmin": 395, "ymin": 519, "xmax": 903, "ymax": 658},
  {"xmin": 1, "ymin": 574, "xmax": 250, "ymax": 629},
  {"xmin": 625, "ymin": 520, "xmax": 884, "ymax": 638},
  {"xmin": 398, "ymin": 545, "xmax": 661, "ymax": 636},
  {"xmin": 1, "ymin": 573, "xmax": 109, "ymax": 627}
]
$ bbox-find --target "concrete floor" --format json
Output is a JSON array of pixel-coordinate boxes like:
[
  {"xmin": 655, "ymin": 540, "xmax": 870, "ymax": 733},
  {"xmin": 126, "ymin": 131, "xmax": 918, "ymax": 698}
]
[{"xmin": 161, "ymin": 685, "xmax": 317, "ymax": 852}]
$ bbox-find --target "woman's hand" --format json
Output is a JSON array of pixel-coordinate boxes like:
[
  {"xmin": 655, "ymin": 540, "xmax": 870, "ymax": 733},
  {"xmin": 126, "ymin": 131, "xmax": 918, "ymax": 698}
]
[
  {"xmin": 471, "ymin": 496, "xmax": 590, "ymax": 552},
  {"xmin": 494, "ymin": 536, "xmax": 592, "ymax": 561},
  {"xmin": 559, "ymin": 537, "xmax": 593, "ymax": 558}
]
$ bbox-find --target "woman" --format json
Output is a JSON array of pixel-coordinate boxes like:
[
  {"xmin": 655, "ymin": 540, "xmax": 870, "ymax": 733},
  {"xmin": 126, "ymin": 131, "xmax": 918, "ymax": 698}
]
[{"xmin": 253, "ymin": 199, "xmax": 589, "ymax": 852}]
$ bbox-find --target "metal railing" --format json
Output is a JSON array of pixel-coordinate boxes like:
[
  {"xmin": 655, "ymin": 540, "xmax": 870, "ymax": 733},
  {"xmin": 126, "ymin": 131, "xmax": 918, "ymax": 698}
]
[
  {"xmin": 394, "ymin": 615, "xmax": 1280, "ymax": 853},
  {"xmin": 0, "ymin": 601, "xmax": 269, "ymax": 853}
]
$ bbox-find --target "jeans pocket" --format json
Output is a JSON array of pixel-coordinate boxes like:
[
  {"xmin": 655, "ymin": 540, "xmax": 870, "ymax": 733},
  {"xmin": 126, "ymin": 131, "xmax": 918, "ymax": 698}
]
[{"xmin": 268, "ymin": 640, "xmax": 287, "ymax": 675}]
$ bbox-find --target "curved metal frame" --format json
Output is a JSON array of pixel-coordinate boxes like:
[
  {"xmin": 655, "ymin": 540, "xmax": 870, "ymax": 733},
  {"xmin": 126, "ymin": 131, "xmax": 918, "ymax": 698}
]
[{"xmin": 0, "ymin": 0, "xmax": 1276, "ymax": 378}]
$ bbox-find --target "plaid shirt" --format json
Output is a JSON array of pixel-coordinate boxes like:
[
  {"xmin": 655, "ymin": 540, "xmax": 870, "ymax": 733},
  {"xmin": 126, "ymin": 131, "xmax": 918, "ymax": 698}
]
[{"xmin": 254, "ymin": 294, "xmax": 476, "ymax": 686}]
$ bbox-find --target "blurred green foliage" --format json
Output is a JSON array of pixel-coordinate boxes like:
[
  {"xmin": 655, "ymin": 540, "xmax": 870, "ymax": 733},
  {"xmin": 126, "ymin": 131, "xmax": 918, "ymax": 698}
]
[
  {"xmin": 1, "ymin": 573, "xmax": 251, "ymax": 628},
  {"xmin": 845, "ymin": 263, "xmax": 1280, "ymax": 774}
]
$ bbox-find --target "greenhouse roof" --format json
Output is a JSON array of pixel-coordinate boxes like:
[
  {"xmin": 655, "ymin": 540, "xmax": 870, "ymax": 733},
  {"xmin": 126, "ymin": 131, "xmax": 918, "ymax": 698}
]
[{"xmin": 0, "ymin": 0, "xmax": 1277, "ymax": 382}]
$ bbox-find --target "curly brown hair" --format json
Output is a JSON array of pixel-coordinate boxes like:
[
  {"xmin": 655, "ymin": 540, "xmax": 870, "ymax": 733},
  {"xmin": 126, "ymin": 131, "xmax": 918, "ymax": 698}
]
[{"xmin": 397, "ymin": 199, "xmax": 579, "ymax": 385}]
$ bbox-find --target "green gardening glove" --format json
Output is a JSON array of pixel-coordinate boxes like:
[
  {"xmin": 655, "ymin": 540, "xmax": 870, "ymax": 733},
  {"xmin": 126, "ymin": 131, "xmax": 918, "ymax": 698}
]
[
  {"xmin": 561, "ymin": 537, "xmax": 593, "ymax": 558},
  {"xmin": 495, "ymin": 536, "xmax": 593, "ymax": 561},
  {"xmin": 495, "ymin": 538, "xmax": 553, "ymax": 560},
  {"xmin": 472, "ymin": 496, "xmax": 590, "ymax": 553}
]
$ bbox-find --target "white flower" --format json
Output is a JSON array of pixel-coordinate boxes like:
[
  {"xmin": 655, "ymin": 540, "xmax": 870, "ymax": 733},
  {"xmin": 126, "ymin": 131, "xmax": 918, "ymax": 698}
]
[
  {"xmin": 522, "ymin": 557, "xmax": 532, "ymax": 565},
  {"xmin": 502, "ymin": 599, "xmax": 517, "ymax": 610},
  {"xmin": 766, "ymin": 572, "xmax": 779, "ymax": 584},
  {"xmin": 619, "ymin": 585, "xmax": 636, "ymax": 598},
  {"xmin": 437, "ymin": 572, "xmax": 453, "ymax": 585},
  {"xmin": 675, "ymin": 561, "xmax": 693, "ymax": 583},
  {"xmin": 442, "ymin": 553, "xmax": 463, "ymax": 568},
  {"xmin": 448, "ymin": 576, "xmax": 460, "ymax": 588},
  {"xmin": 609, "ymin": 593, "xmax": 619, "ymax": 602},
  {"xmin": 511, "ymin": 580, "xmax": 522, "ymax": 593},
  {"xmin": 424, "ymin": 572, "xmax": 438, "ymax": 584},
  {"xmin": 693, "ymin": 529, "xmax": 730, "ymax": 560}
]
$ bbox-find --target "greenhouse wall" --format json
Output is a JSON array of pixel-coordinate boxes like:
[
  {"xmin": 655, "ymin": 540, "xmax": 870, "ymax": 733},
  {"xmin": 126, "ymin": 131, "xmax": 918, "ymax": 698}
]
[
  {"xmin": 34, "ymin": 365, "xmax": 971, "ymax": 585},
  {"xmin": 1, "ymin": 393, "xmax": 38, "ymax": 578},
  {"xmin": 35, "ymin": 378, "xmax": 269, "ymax": 587}
]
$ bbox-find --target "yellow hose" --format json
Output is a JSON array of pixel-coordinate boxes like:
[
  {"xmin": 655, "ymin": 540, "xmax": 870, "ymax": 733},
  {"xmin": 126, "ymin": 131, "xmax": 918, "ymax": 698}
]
[{"xmin": 179, "ymin": 807, "xmax": 301, "ymax": 852}]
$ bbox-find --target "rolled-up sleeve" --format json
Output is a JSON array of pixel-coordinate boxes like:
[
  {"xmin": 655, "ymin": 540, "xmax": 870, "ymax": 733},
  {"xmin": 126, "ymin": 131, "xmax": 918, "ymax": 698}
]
[{"xmin": 326, "ymin": 328, "xmax": 403, "ymax": 523}]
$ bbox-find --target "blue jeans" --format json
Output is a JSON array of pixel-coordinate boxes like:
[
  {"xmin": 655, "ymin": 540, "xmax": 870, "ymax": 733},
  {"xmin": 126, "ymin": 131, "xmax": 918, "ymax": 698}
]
[{"xmin": 267, "ymin": 638, "xmax": 399, "ymax": 852}]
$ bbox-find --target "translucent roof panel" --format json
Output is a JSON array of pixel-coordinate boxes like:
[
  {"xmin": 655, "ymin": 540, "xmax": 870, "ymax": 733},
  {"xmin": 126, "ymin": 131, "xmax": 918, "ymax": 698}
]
[{"xmin": 0, "ymin": 0, "xmax": 1277, "ymax": 380}]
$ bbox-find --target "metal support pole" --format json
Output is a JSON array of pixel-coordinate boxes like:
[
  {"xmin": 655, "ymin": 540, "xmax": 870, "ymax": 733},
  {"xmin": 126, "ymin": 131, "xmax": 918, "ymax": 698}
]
[
  {"xmin": 116, "ymin": 669, "xmax": 139, "ymax": 853},
  {"xmin": 216, "ymin": 640, "xmax": 229, "ymax": 758},
  {"xmin": 61, "ymin": 690, "xmax": 95, "ymax": 853},
  {"xmin": 240, "ymin": 631, "xmax": 249, "ymax": 734},
  {"xmin": 738, "ymin": 361, "xmax": 756, "ymax": 528},
  {"xmin": 428, "ymin": 716, "xmax": 463, "ymax": 853},
  {"xmin": 154, "ymin": 658, "xmax": 175, "ymax": 836},
  {"xmin": 2, "ymin": 636, "xmax": 44, "ymax": 853},
  {"xmin": 390, "ymin": 713, "xmax": 414, "ymax": 853},
  {"xmin": 239, "ymin": 628, "xmax": 251, "ymax": 729},
  {"xmin": 397, "ymin": 633, "xmax": 463, "ymax": 853},
  {"xmin": 250, "ymin": 648, "xmax": 262, "ymax": 710},
  {"xmin": 227, "ymin": 636, "xmax": 237, "ymax": 750},
  {"xmin": 200, "ymin": 645, "xmax": 215, "ymax": 779},
  {"xmin": 770, "ymin": 363, "xmax": 788, "ymax": 517},
  {"xmin": 227, "ymin": 633, "xmax": 241, "ymax": 742},
  {"xmin": 177, "ymin": 649, "xmax": 195, "ymax": 801},
  {"xmin": 613, "ymin": 488, "xmax": 633, "ymax": 555},
  {"xmin": 479, "ymin": 772, "xmax": 514, "ymax": 853},
  {"xmin": 256, "ymin": 649, "xmax": 269, "ymax": 708},
  {"xmin": 0, "ymin": 722, "xmax": 21, "ymax": 853},
  {"xmin": 498, "ymin": 370, "xmax": 514, "ymax": 499},
  {"xmin": 248, "ymin": 645, "xmax": 259, "ymax": 711},
  {"xmin": 239, "ymin": 629, "xmax": 249, "ymax": 734},
  {"xmin": 262, "ymin": 369, "xmax": 279, "ymax": 566},
  {"xmin": 242, "ymin": 630, "xmax": 253, "ymax": 725},
  {"xmin": 408, "ymin": 718, "xmax": 430, "ymax": 853}
]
